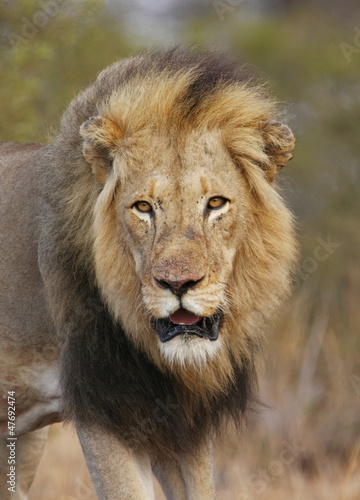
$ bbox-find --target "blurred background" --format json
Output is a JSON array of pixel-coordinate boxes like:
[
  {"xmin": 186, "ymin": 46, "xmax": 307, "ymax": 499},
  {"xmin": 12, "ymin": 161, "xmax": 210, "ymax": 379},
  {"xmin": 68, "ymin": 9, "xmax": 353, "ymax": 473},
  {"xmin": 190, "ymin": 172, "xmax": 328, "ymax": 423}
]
[{"xmin": 1, "ymin": 0, "xmax": 359, "ymax": 498}]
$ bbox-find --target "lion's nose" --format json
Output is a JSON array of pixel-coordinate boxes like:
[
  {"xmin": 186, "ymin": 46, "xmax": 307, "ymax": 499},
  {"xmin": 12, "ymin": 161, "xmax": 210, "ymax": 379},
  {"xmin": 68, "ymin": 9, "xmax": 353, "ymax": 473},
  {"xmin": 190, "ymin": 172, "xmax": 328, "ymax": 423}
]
[{"xmin": 154, "ymin": 275, "xmax": 204, "ymax": 296}]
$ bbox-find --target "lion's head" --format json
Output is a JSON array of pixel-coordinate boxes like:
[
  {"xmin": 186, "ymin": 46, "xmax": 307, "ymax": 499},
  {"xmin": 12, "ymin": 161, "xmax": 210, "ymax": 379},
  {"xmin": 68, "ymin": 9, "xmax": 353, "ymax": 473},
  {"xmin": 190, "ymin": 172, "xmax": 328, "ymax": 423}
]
[{"xmin": 60, "ymin": 49, "xmax": 297, "ymax": 395}]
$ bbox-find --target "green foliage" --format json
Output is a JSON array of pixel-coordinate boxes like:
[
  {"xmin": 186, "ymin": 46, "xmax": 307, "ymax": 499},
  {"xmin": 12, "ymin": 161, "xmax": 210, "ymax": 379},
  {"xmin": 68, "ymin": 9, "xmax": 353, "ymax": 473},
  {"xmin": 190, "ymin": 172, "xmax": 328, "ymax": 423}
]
[{"xmin": 0, "ymin": 0, "xmax": 131, "ymax": 142}]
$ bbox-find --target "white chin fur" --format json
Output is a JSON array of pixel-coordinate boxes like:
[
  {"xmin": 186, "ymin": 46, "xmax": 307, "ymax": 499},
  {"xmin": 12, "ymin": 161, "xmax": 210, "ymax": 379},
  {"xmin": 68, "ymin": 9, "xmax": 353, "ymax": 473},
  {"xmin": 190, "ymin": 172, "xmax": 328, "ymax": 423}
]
[{"xmin": 159, "ymin": 335, "xmax": 221, "ymax": 369}]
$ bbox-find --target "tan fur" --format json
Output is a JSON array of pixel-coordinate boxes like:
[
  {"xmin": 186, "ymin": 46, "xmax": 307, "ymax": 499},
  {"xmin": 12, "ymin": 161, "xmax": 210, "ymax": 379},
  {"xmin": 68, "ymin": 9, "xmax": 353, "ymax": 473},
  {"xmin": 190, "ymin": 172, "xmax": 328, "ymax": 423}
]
[{"xmin": 0, "ymin": 50, "xmax": 297, "ymax": 499}]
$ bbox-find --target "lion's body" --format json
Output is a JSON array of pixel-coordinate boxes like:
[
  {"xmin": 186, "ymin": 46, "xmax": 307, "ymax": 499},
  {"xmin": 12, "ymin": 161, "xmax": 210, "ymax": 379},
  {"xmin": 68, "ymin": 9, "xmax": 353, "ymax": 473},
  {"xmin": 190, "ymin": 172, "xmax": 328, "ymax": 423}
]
[
  {"xmin": 0, "ymin": 49, "xmax": 297, "ymax": 499},
  {"xmin": 0, "ymin": 143, "xmax": 60, "ymax": 432}
]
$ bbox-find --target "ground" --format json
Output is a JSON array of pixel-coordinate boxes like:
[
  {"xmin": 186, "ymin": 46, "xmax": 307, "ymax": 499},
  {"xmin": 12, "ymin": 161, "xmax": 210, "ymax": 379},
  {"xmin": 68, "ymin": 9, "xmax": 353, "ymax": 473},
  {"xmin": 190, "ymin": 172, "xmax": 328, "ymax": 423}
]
[{"xmin": 29, "ymin": 422, "xmax": 360, "ymax": 500}]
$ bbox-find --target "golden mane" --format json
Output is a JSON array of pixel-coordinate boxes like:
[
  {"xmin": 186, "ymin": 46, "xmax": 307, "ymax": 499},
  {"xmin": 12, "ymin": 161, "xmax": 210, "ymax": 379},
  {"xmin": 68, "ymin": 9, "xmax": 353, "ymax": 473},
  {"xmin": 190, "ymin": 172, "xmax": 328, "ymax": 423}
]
[
  {"xmin": 46, "ymin": 48, "xmax": 298, "ymax": 458},
  {"xmin": 59, "ymin": 48, "xmax": 293, "ymax": 180}
]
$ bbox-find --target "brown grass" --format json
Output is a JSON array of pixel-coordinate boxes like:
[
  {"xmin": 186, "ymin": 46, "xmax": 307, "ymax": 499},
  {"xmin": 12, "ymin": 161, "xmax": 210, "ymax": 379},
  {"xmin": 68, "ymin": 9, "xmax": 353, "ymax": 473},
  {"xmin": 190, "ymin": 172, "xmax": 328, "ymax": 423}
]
[{"xmin": 29, "ymin": 422, "xmax": 360, "ymax": 500}]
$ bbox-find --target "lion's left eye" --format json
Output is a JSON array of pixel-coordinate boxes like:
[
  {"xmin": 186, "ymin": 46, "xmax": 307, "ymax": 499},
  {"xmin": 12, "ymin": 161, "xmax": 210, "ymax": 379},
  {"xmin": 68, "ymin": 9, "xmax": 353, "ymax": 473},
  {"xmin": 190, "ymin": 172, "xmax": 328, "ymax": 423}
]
[
  {"xmin": 207, "ymin": 197, "xmax": 228, "ymax": 210},
  {"xmin": 133, "ymin": 201, "xmax": 153, "ymax": 213}
]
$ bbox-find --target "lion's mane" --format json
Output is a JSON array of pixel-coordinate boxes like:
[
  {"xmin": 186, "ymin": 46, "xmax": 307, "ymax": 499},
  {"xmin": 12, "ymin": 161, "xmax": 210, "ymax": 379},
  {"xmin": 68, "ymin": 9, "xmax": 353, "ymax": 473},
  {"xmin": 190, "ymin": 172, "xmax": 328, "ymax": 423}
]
[{"xmin": 38, "ymin": 48, "xmax": 297, "ymax": 460}]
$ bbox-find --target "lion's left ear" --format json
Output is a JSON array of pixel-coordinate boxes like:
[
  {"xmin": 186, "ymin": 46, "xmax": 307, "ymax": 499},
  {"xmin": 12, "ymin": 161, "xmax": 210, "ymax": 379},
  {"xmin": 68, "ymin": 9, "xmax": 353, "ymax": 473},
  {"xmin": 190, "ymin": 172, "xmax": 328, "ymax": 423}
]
[
  {"xmin": 80, "ymin": 116, "xmax": 123, "ymax": 184},
  {"xmin": 258, "ymin": 121, "xmax": 295, "ymax": 182}
]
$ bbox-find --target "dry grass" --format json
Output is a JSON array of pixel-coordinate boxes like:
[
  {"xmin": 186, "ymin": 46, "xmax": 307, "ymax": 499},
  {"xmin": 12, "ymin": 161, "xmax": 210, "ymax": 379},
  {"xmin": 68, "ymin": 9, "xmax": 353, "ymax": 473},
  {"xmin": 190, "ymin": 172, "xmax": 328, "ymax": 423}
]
[{"xmin": 28, "ymin": 422, "xmax": 360, "ymax": 500}]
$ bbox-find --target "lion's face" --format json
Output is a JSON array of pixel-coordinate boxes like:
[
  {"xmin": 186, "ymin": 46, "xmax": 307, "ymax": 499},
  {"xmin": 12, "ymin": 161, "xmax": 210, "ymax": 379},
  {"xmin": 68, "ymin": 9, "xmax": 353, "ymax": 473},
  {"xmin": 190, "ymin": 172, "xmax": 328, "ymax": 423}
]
[
  {"xmin": 81, "ymin": 102, "xmax": 295, "ymax": 374},
  {"xmin": 108, "ymin": 130, "xmax": 247, "ymax": 365},
  {"xmin": 122, "ymin": 133, "xmax": 245, "ymax": 314}
]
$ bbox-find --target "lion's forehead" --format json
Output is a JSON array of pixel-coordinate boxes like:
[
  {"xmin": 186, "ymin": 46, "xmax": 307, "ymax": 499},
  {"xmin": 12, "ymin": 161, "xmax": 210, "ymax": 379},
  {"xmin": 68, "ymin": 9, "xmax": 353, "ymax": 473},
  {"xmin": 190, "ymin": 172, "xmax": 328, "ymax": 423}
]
[{"xmin": 120, "ymin": 132, "xmax": 242, "ymax": 202}]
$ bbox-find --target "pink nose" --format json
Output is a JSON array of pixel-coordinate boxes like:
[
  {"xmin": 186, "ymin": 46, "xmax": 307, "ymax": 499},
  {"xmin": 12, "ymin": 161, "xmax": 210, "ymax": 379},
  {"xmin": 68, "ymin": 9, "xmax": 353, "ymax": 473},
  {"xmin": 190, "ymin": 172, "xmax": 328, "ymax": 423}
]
[{"xmin": 154, "ymin": 275, "xmax": 204, "ymax": 296}]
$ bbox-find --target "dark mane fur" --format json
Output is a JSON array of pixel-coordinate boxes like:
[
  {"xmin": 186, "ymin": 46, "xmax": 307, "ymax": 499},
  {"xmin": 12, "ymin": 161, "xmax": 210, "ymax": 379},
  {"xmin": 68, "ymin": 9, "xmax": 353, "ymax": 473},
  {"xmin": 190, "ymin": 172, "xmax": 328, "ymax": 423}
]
[{"xmin": 60, "ymin": 279, "xmax": 257, "ymax": 459}]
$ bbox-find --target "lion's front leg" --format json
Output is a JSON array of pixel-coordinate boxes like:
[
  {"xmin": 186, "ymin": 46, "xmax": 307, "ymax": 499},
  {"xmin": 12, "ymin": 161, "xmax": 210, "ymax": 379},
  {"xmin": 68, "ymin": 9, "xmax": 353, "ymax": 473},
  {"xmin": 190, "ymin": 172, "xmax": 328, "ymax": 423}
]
[
  {"xmin": 153, "ymin": 440, "xmax": 217, "ymax": 500},
  {"xmin": 77, "ymin": 424, "xmax": 155, "ymax": 500}
]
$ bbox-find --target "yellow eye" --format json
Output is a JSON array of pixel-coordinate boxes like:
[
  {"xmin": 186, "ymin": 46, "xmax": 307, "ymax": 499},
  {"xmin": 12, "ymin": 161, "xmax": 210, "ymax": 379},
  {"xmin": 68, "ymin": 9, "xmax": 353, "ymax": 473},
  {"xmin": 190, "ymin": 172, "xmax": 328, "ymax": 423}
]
[
  {"xmin": 134, "ymin": 201, "xmax": 153, "ymax": 213},
  {"xmin": 207, "ymin": 197, "xmax": 228, "ymax": 210}
]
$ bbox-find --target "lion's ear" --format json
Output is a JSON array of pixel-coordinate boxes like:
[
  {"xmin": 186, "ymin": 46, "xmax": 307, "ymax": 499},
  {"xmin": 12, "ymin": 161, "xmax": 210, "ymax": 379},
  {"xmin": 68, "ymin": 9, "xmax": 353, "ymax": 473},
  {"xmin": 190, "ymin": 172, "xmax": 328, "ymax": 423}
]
[
  {"xmin": 258, "ymin": 121, "xmax": 295, "ymax": 182},
  {"xmin": 80, "ymin": 116, "xmax": 123, "ymax": 184}
]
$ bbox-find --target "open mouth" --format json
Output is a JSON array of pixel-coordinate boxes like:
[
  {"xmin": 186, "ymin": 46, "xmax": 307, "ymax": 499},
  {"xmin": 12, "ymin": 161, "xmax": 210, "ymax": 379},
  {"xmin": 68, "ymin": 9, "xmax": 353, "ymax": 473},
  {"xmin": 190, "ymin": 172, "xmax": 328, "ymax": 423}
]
[{"xmin": 154, "ymin": 308, "xmax": 222, "ymax": 343}]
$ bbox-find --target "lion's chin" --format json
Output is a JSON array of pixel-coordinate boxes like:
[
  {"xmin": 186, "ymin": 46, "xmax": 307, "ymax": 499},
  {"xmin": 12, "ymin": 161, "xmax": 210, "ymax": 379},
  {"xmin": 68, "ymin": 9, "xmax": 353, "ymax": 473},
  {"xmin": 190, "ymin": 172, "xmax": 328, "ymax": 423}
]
[
  {"xmin": 158, "ymin": 334, "xmax": 222, "ymax": 369},
  {"xmin": 154, "ymin": 309, "xmax": 222, "ymax": 343}
]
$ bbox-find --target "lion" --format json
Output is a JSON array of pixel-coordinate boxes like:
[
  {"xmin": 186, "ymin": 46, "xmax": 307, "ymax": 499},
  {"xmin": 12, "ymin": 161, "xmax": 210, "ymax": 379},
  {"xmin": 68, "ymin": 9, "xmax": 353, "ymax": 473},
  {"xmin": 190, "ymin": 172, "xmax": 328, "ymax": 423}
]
[{"xmin": 0, "ymin": 48, "xmax": 297, "ymax": 499}]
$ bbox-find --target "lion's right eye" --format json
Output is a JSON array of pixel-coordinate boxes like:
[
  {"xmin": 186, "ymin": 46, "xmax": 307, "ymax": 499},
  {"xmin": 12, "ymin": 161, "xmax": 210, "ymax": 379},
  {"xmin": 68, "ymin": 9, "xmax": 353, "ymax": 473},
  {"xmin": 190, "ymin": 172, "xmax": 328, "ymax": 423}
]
[{"xmin": 133, "ymin": 201, "xmax": 153, "ymax": 213}]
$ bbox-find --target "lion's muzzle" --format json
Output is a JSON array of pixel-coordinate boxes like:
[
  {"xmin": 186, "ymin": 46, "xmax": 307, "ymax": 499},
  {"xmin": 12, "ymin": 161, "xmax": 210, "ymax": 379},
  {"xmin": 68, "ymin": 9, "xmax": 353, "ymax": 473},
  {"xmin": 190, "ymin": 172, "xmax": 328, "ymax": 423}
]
[
  {"xmin": 154, "ymin": 309, "xmax": 222, "ymax": 343},
  {"xmin": 154, "ymin": 274, "xmax": 204, "ymax": 297}
]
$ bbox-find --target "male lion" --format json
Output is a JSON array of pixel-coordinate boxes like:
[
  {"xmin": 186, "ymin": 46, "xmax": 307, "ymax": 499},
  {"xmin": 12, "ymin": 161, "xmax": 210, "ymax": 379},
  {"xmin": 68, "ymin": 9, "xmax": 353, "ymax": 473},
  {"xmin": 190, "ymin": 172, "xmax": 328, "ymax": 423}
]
[{"xmin": 0, "ymin": 49, "xmax": 297, "ymax": 499}]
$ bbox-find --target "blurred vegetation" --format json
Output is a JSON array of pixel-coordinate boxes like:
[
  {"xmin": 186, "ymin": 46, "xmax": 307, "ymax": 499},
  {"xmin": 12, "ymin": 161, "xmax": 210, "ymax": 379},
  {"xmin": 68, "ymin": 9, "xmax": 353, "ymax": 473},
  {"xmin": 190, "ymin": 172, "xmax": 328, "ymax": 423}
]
[
  {"xmin": 1, "ymin": 0, "xmax": 359, "ymax": 497},
  {"xmin": 0, "ymin": 0, "xmax": 131, "ymax": 140}
]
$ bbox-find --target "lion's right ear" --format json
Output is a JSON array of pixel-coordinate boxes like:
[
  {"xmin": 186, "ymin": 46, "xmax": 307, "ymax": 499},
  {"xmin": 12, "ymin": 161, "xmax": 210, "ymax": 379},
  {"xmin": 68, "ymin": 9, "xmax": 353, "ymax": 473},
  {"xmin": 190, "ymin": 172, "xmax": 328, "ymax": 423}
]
[{"xmin": 80, "ymin": 116, "xmax": 123, "ymax": 184}]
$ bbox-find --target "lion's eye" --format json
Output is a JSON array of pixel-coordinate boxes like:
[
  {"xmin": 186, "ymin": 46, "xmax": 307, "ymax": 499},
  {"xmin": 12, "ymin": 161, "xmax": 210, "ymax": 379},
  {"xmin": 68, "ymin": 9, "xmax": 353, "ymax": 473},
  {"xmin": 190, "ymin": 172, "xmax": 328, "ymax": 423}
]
[
  {"xmin": 133, "ymin": 201, "xmax": 153, "ymax": 213},
  {"xmin": 207, "ymin": 197, "xmax": 228, "ymax": 210}
]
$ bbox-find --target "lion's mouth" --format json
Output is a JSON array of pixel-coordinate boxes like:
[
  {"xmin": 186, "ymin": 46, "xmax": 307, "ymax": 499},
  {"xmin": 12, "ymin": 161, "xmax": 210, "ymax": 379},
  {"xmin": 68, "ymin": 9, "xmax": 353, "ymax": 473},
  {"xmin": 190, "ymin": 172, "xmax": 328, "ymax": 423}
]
[{"xmin": 154, "ymin": 308, "xmax": 222, "ymax": 343}]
